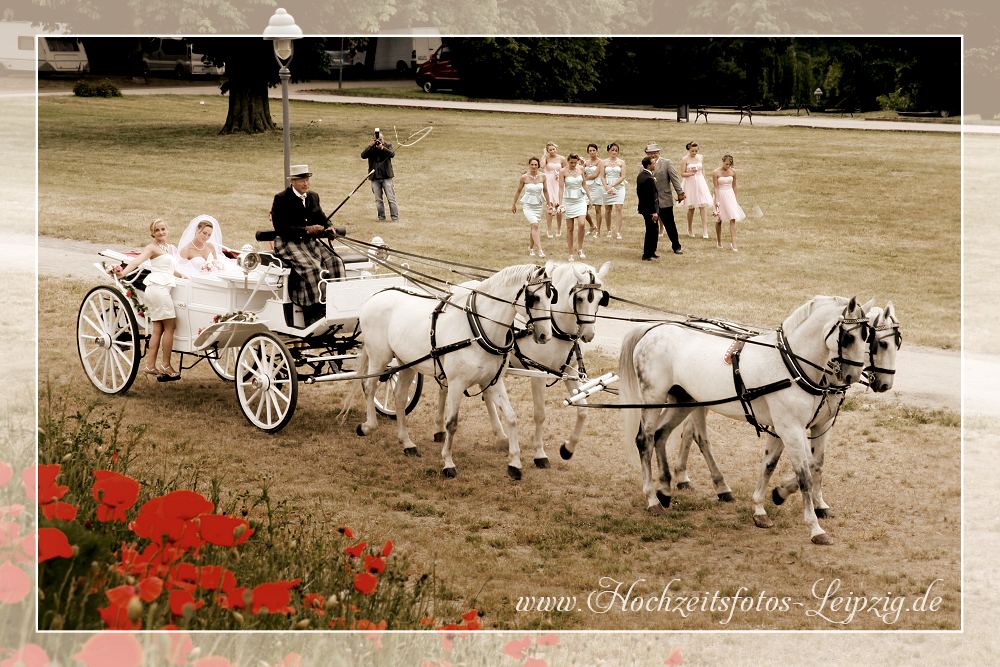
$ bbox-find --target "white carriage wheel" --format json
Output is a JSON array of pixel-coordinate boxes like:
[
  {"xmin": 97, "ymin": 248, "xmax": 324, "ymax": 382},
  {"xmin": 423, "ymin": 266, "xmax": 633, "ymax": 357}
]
[
  {"xmin": 76, "ymin": 286, "xmax": 141, "ymax": 395},
  {"xmin": 373, "ymin": 368, "xmax": 423, "ymax": 419},
  {"xmin": 235, "ymin": 333, "xmax": 298, "ymax": 432},
  {"xmin": 209, "ymin": 345, "xmax": 239, "ymax": 382}
]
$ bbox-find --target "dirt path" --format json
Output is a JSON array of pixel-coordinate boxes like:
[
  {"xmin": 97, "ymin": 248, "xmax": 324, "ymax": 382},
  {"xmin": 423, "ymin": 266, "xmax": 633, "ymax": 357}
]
[{"xmin": 36, "ymin": 234, "xmax": 975, "ymax": 414}]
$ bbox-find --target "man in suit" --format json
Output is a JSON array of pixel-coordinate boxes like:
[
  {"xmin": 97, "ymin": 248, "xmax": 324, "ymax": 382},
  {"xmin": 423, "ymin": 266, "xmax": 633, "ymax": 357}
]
[
  {"xmin": 270, "ymin": 164, "xmax": 345, "ymax": 326},
  {"xmin": 645, "ymin": 142, "xmax": 686, "ymax": 255},
  {"xmin": 636, "ymin": 156, "xmax": 660, "ymax": 261}
]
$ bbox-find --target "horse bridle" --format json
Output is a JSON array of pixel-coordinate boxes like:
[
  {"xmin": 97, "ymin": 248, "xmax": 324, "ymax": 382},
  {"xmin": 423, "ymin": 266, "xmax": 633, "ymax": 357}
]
[
  {"xmin": 823, "ymin": 313, "xmax": 872, "ymax": 380},
  {"xmin": 520, "ymin": 266, "xmax": 558, "ymax": 333},
  {"xmin": 551, "ymin": 270, "xmax": 609, "ymax": 341},
  {"xmin": 865, "ymin": 318, "xmax": 902, "ymax": 378}
]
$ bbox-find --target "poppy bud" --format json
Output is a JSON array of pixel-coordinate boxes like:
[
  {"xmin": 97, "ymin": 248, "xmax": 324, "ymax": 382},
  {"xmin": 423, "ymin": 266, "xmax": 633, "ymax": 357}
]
[
  {"xmin": 233, "ymin": 524, "xmax": 247, "ymax": 539},
  {"xmin": 232, "ymin": 612, "xmax": 244, "ymax": 625},
  {"xmin": 49, "ymin": 614, "xmax": 63, "ymax": 630},
  {"xmin": 127, "ymin": 596, "xmax": 143, "ymax": 621},
  {"xmin": 295, "ymin": 619, "xmax": 311, "ymax": 630},
  {"xmin": 62, "ymin": 453, "xmax": 73, "ymax": 462}
]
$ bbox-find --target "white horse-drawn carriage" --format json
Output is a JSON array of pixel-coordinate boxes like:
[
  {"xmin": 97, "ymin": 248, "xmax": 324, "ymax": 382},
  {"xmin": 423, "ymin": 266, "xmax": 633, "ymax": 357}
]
[{"xmin": 76, "ymin": 228, "xmax": 423, "ymax": 432}]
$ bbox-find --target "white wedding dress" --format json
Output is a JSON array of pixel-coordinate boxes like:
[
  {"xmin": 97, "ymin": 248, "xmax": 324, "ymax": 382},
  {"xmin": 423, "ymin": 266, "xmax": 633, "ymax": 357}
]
[{"xmin": 175, "ymin": 214, "xmax": 237, "ymax": 276}]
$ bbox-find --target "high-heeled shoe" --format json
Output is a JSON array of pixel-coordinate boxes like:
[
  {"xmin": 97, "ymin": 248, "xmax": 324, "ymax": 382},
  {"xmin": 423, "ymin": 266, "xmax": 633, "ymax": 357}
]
[
  {"xmin": 606, "ymin": 230, "xmax": 612, "ymax": 239},
  {"xmin": 141, "ymin": 366, "xmax": 160, "ymax": 376},
  {"xmin": 537, "ymin": 249, "xmax": 545, "ymax": 258},
  {"xmin": 615, "ymin": 232, "xmax": 622, "ymax": 240},
  {"xmin": 529, "ymin": 248, "xmax": 536, "ymax": 256},
  {"xmin": 157, "ymin": 365, "xmax": 181, "ymax": 381},
  {"xmin": 578, "ymin": 250, "xmax": 586, "ymax": 259}
]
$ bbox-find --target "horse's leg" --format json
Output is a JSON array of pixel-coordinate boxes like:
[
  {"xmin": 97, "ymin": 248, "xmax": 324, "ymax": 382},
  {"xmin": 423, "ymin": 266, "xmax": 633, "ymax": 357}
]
[
  {"xmin": 484, "ymin": 380, "xmax": 523, "ymax": 480},
  {"xmin": 357, "ymin": 345, "xmax": 393, "ymax": 437},
  {"xmin": 650, "ymin": 407, "xmax": 694, "ymax": 510},
  {"xmin": 678, "ymin": 409, "xmax": 734, "ymax": 501},
  {"xmin": 393, "ymin": 368, "xmax": 420, "ymax": 456},
  {"xmin": 782, "ymin": 429, "xmax": 829, "ymax": 544},
  {"xmin": 675, "ymin": 412, "xmax": 697, "ymax": 489},
  {"xmin": 439, "ymin": 383, "xmax": 465, "ymax": 478},
  {"xmin": 750, "ymin": 434, "xmax": 785, "ymax": 530},
  {"xmin": 557, "ymin": 374, "xmax": 587, "ymax": 463},
  {"xmin": 635, "ymin": 408, "xmax": 663, "ymax": 514},
  {"xmin": 530, "ymin": 377, "xmax": 550, "ymax": 468},
  {"xmin": 772, "ymin": 426, "xmax": 832, "ymax": 518},
  {"xmin": 432, "ymin": 382, "xmax": 448, "ymax": 443}
]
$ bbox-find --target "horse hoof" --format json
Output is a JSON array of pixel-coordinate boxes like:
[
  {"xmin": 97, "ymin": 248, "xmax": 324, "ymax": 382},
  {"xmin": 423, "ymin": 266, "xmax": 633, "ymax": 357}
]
[
  {"xmin": 533, "ymin": 457, "xmax": 550, "ymax": 469},
  {"xmin": 811, "ymin": 533, "xmax": 833, "ymax": 546},
  {"xmin": 815, "ymin": 507, "xmax": 831, "ymax": 519},
  {"xmin": 753, "ymin": 514, "xmax": 774, "ymax": 529},
  {"xmin": 403, "ymin": 447, "xmax": 421, "ymax": 458},
  {"xmin": 507, "ymin": 465, "xmax": 522, "ymax": 481},
  {"xmin": 718, "ymin": 491, "xmax": 735, "ymax": 503},
  {"xmin": 676, "ymin": 481, "xmax": 691, "ymax": 490},
  {"xmin": 771, "ymin": 487, "xmax": 786, "ymax": 506},
  {"xmin": 559, "ymin": 444, "xmax": 573, "ymax": 460},
  {"xmin": 355, "ymin": 424, "xmax": 366, "ymax": 437},
  {"xmin": 646, "ymin": 504, "xmax": 666, "ymax": 516},
  {"xmin": 433, "ymin": 431, "xmax": 445, "ymax": 443},
  {"xmin": 442, "ymin": 467, "xmax": 457, "ymax": 478},
  {"xmin": 655, "ymin": 490, "xmax": 671, "ymax": 508}
]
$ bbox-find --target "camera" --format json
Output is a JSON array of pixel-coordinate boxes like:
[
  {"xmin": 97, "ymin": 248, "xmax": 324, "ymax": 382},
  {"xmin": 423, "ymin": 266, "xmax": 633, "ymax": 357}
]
[{"xmin": 373, "ymin": 128, "xmax": 381, "ymax": 139}]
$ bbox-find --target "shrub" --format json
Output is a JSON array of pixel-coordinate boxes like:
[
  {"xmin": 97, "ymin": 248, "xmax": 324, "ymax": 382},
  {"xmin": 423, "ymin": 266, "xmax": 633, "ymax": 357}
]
[
  {"xmin": 73, "ymin": 79, "xmax": 122, "ymax": 98},
  {"xmin": 876, "ymin": 88, "xmax": 912, "ymax": 112}
]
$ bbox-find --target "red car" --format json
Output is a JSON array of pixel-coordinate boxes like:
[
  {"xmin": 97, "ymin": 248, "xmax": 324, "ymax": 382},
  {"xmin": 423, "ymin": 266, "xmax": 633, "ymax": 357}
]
[{"xmin": 415, "ymin": 44, "xmax": 459, "ymax": 93}]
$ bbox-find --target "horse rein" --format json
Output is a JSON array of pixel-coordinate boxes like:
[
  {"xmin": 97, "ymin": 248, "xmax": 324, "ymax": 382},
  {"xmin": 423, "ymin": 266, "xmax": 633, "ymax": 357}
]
[{"xmin": 865, "ymin": 320, "xmax": 902, "ymax": 378}]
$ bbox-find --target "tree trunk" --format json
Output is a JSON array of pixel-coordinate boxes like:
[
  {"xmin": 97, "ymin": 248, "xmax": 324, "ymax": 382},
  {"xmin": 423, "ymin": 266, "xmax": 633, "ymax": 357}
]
[{"xmin": 220, "ymin": 78, "xmax": 275, "ymax": 134}]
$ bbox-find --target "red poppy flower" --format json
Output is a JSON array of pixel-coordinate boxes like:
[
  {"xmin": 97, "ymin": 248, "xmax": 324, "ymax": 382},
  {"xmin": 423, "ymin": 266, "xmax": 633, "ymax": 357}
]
[
  {"xmin": 503, "ymin": 637, "xmax": 532, "ymax": 660},
  {"xmin": 250, "ymin": 579, "xmax": 301, "ymax": 615},
  {"xmin": 535, "ymin": 634, "xmax": 559, "ymax": 646},
  {"xmin": 98, "ymin": 588, "xmax": 140, "ymax": 631},
  {"xmin": 273, "ymin": 653, "xmax": 303, "ymax": 667},
  {"xmin": 664, "ymin": 647, "xmax": 684, "ymax": 666},
  {"xmin": 0, "ymin": 561, "xmax": 30, "ymax": 604},
  {"xmin": 192, "ymin": 657, "xmax": 237, "ymax": 667},
  {"xmin": 523, "ymin": 659, "xmax": 548, "ymax": 667},
  {"xmin": 137, "ymin": 576, "xmax": 163, "ymax": 602},
  {"xmin": 29, "ymin": 464, "xmax": 69, "ymax": 505},
  {"xmin": 92, "ymin": 470, "xmax": 141, "ymax": 523},
  {"xmin": 41, "ymin": 501, "xmax": 78, "ymax": 522},
  {"xmin": 167, "ymin": 562, "xmax": 199, "ymax": 591},
  {"xmin": 168, "ymin": 588, "xmax": 205, "ymax": 617},
  {"xmin": 165, "ymin": 632, "xmax": 194, "ymax": 666},
  {"xmin": 303, "ymin": 593, "xmax": 325, "ymax": 611},
  {"xmin": 132, "ymin": 490, "xmax": 213, "ymax": 541},
  {"xmin": 37, "ymin": 527, "xmax": 73, "ymax": 562},
  {"xmin": 74, "ymin": 634, "xmax": 144, "ymax": 667},
  {"xmin": 214, "ymin": 585, "xmax": 248, "ymax": 610},
  {"xmin": 338, "ymin": 525, "xmax": 355, "ymax": 539},
  {"xmin": 353, "ymin": 572, "xmax": 378, "ymax": 596},
  {"xmin": 462, "ymin": 608, "xmax": 479, "ymax": 623},
  {"xmin": 363, "ymin": 554, "xmax": 386, "ymax": 575},
  {"xmin": 344, "ymin": 540, "xmax": 368, "ymax": 558},
  {"xmin": 0, "ymin": 643, "xmax": 49, "ymax": 667},
  {"xmin": 198, "ymin": 514, "xmax": 253, "ymax": 547},
  {"xmin": 0, "ymin": 461, "xmax": 12, "ymax": 488},
  {"xmin": 380, "ymin": 539, "xmax": 394, "ymax": 557},
  {"xmin": 197, "ymin": 565, "xmax": 234, "ymax": 591},
  {"xmin": 0, "ymin": 520, "xmax": 19, "ymax": 547},
  {"xmin": 0, "ymin": 503, "xmax": 25, "ymax": 517}
]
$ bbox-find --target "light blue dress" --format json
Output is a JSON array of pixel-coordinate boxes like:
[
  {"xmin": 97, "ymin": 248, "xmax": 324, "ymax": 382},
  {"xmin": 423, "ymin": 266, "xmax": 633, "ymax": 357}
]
[
  {"xmin": 603, "ymin": 163, "xmax": 626, "ymax": 205},
  {"xmin": 584, "ymin": 163, "xmax": 604, "ymax": 206},
  {"xmin": 561, "ymin": 173, "xmax": 588, "ymax": 218},
  {"xmin": 520, "ymin": 181, "xmax": 545, "ymax": 224}
]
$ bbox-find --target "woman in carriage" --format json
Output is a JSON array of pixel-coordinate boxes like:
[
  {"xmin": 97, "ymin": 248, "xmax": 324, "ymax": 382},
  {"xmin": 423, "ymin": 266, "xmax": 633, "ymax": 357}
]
[{"xmin": 176, "ymin": 214, "xmax": 238, "ymax": 275}]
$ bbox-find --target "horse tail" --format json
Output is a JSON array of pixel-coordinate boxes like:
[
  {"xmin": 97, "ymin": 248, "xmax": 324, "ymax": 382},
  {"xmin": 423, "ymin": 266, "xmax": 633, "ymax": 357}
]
[{"xmin": 618, "ymin": 323, "xmax": 658, "ymax": 453}]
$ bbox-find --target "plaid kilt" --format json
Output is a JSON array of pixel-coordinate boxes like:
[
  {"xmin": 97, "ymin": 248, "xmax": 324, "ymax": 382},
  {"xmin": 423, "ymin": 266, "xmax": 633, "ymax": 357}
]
[{"xmin": 273, "ymin": 237, "xmax": 345, "ymax": 307}]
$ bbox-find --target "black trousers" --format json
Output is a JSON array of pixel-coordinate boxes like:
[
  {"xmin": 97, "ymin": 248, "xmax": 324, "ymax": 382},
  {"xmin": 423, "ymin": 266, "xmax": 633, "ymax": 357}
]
[
  {"xmin": 641, "ymin": 212, "xmax": 659, "ymax": 259},
  {"xmin": 658, "ymin": 206, "xmax": 682, "ymax": 252}
]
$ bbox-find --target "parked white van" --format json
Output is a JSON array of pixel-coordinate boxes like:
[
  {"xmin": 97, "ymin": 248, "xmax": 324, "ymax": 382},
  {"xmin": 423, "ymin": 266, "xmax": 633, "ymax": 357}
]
[
  {"xmin": 141, "ymin": 37, "xmax": 224, "ymax": 77},
  {"xmin": 0, "ymin": 21, "xmax": 36, "ymax": 73},
  {"xmin": 370, "ymin": 34, "xmax": 441, "ymax": 73},
  {"xmin": 39, "ymin": 37, "xmax": 89, "ymax": 74}
]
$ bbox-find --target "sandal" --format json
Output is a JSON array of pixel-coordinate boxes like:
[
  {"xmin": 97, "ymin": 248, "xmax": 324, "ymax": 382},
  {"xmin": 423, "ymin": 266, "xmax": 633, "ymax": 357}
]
[
  {"xmin": 615, "ymin": 232, "xmax": 623, "ymax": 240},
  {"xmin": 158, "ymin": 365, "xmax": 181, "ymax": 380},
  {"xmin": 141, "ymin": 366, "xmax": 160, "ymax": 376}
]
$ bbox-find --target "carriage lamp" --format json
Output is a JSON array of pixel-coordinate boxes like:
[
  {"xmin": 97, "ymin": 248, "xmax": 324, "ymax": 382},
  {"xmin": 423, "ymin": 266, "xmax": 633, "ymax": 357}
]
[
  {"xmin": 814, "ymin": 87, "xmax": 823, "ymax": 107},
  {"xmin": 263, "ymin": 8, "xmax": 303, "ymax": 187}
]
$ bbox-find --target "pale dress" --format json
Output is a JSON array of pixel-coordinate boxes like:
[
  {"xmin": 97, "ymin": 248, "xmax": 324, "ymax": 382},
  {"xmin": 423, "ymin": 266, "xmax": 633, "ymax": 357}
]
[
  {"xmin": 543, "ymin": 159, "xmax": 562, "ymax": 205},
  {"xmin": 561, "ymin": 174, "xmax": 588, "ymax": 218},
  {"xmin": 715, "ymin": 175, "xmax": 746, "ymax": 222},
  {"xmin": 682, "ymin": 156, "xmax": 713, "ymax": 208},
  {"xmin": 519, "ymin": 181, "xmax": 545, "ymax": 225},
  {"xmin": 584, "ymin": 162, "xmax": 604, "ymax": 206},
  {"xmin": 143, "ymin": 253, "xmax": 177, "ymax": 321},
  {"xmin": 603, "ymin": 163, "xmax": 626, "ymax": 205}
]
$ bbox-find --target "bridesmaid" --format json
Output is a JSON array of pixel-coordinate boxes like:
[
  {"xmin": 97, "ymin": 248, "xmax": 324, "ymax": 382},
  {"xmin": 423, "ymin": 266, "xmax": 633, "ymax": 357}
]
[
  {"xmin": 712, "ymin": 154, "xmax": 746, "ymax": 252},
  {"xmin": 601, "ymin": 142, "xmax": 627, "ymax": 240},
  {"xmin": 583, "ymin": 143, "xmax": 606, "ymax": 237},
  {"xmin": 681, "ymin": 141, "xmax": 713, "ymax": 239},
  {"xmin": 511, "ymin": 156, "xmax": 551, "ymax": 257},
  {"xmin": 560, "ymin": 153, "xmax": 591, "ymax": 261},
  {"xmin": 542, "ymin": 142, "xmax": 567, "ymax": 238}
]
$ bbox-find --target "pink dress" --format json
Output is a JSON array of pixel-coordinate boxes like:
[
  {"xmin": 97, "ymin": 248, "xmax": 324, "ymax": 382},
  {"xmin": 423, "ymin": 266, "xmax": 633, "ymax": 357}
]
[
  {"xmin": 543, "ymin": 159, "xmax": 562, "ymax": 205},
  {"xmin": 715, "ymin": 175, "xmax": 746, "ymax": 222},
  {"xmin": 681, "ymin": 155, "xmax": 713, "ymax": 208}
]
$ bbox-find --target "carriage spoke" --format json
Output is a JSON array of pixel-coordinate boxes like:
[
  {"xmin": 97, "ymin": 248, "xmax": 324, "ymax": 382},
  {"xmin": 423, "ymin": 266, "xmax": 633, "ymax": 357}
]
[{"xmin": 80, "ymin": 313, "xmax": 103, "ymax": 336}]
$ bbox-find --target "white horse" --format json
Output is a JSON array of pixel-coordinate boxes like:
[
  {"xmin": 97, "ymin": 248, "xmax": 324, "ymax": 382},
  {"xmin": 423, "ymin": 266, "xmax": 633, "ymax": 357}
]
[
  {"xmin": 356, "ymin": 263, "xmax": 556, "ymax": 479},
  {"xmin": 618, "ymin": 296, "xmax": 871, "ymax": 545},
  {"xmin": 766, "ymin": 301, "xmax": 900, "ymax": 515},
  {"xmin": 450, "ymin": 261, "xmax": 610, "ymax": 470}
]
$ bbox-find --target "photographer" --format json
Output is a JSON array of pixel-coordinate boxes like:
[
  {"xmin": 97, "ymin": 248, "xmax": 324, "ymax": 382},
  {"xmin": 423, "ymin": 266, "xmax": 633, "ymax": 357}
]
[
  {"xmin": 360, "ymin": 128, "xmax": 399, "ymax": 222},
  {"xmin": 270, "ymin": 164, "xmax": 345, "ymax": 326}
]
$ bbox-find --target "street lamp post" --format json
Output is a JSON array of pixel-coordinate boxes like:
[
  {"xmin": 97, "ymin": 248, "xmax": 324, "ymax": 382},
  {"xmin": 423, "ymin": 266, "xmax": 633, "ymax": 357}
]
[
  {"xmin": 263, "ymin": 8, "xmax": 303, "ymax": 188},
  {"xmin": 814, "ymin": 87, "xmax": 824, "ymax": 110}
]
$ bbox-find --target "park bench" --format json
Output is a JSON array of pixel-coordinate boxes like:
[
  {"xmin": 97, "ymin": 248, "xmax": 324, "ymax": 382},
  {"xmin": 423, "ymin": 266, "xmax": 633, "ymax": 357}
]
[
  {"xmin": 692, "ymin": 104, "xmax": 754, "ymax": 125},
  {"xmin": 822, "ymin": 107, "xmax": 862, "ymax": 117}
]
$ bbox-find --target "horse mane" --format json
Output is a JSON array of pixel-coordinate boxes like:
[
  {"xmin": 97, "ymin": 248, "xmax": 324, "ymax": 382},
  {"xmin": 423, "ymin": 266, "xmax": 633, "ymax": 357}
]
[
  {"xmin": 781, "ymin": 295, "xmax": 849, "ymax": 333},
  {"xmin": 554, "ymin": 260, "xmax": 599, "ymax": 288},
  {"xmin": 477, "ymin": 263, "xmax": 539, "ymax": 295}
]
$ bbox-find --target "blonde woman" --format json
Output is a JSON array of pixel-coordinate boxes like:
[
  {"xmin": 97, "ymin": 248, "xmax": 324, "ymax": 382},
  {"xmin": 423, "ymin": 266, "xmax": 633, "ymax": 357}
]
[
  {"xmin": 602, "ymin": 143, "xmax": 627, "ymax": 240},
  {"xmin": 112, "ymin": 219, "xmax": 185, "ymax": 379},
  {"xmin": 681, "ymin": 141, "xmax": 714, "ymax": 238},
  {"xmin": 542, "ymin": 142, "xmax": 567, "ymax": 238},
  {"xmin": 712, "ymin": 154, "xmax": 746, "ymax": 251},
  {"xmin": 512, "ymin": 156, "xmax": 551, "ymax": 257},
  {"xmin": 560, "ymin": 153, "xmax": 592, "ymax": 261}
]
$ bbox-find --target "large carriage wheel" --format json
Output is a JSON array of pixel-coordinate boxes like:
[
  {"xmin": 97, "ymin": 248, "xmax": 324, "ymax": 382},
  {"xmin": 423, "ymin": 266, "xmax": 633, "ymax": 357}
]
[
  {"xmin": 208, "ymin": 345, "xmax": 239, "ymax": 382},
  {"xmin": 235, "ymin": 333, "xmax": 298, "ymax": 432},
  {"xmin": 373, "ymin": 369, "xmax": 423, "ymax": 419},
  {"xmin": 77, "ymin": 286, "xmax": 141, "ymax": 395}
]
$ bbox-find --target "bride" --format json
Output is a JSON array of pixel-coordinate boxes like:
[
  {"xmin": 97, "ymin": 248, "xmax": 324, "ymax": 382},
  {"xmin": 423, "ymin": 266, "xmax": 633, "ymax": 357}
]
[{"xmin": 177, "ymin": 215, "xmax": 234, "ymax": 274}]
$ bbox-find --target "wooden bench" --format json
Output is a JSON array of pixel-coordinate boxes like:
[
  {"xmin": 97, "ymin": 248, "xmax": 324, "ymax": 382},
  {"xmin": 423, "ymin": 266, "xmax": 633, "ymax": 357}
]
[
  {"xmin": 823, "ymin": 108, "xmax": 861, "ymax": 118},
  {"xmin": 693, "ymin": 105, "xmax": 754, "ymax": 125}
]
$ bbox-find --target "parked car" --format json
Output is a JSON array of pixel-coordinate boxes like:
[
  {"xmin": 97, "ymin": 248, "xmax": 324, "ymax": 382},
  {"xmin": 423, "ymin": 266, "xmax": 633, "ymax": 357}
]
[
  {"xmin": 414, "ymin": 44, "xmax": 458, "ymax": 93},
  {"xmin": 141, "ymin": 37, "xmax": 223, "ymax": 78}
]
